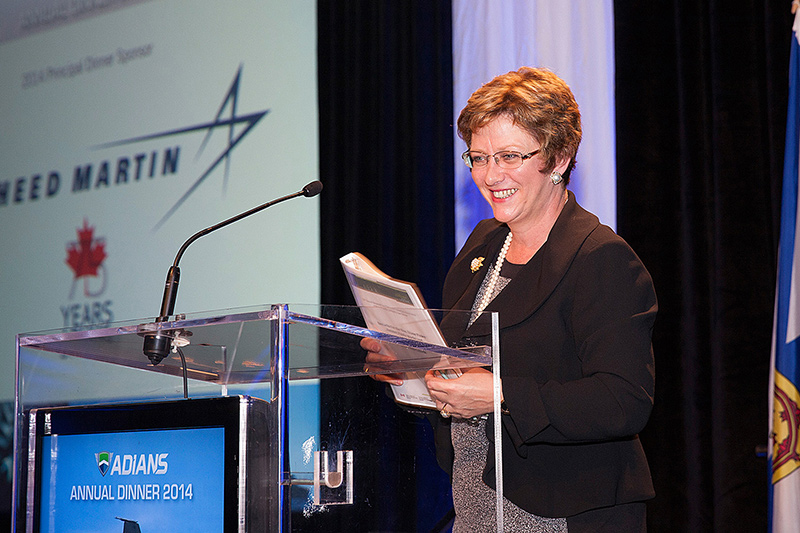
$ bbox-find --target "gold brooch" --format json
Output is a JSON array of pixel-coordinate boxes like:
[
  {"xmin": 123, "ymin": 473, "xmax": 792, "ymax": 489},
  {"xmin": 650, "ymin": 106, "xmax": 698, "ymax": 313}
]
[{"xmin": 470, "ymin": 257, "xmax": 485, "ymax": 273}]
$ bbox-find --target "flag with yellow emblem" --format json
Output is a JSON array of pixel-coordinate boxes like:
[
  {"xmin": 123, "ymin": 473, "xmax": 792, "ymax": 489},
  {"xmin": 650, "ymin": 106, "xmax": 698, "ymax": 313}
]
[{"xmin": 769, "ymin": 8, "xmax": 800, "ymax": 532}]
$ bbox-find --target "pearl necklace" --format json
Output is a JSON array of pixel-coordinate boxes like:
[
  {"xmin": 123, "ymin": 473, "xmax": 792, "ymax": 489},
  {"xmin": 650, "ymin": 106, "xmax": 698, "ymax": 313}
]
[{"xmin": 475, "ymin": 231, "xmax": 513, "ymax": 315}]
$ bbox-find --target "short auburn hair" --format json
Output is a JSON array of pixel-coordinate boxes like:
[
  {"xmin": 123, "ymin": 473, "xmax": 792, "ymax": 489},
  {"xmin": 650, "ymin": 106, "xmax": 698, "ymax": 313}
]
[{"xmin": 457, "ymin": 67, "xmax": 582, "ymax": 181}]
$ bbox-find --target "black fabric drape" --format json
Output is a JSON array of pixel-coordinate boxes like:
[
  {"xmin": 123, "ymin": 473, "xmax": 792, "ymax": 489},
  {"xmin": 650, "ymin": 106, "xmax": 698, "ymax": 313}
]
[
  {"xmin": 316, "ymin": 1, "xmax": 455, "ymax": 531},
  {"xmin": 318, "ymin": 0, "xmax": 455, "ymax": 310},
  {"xmin": 614, "ymin": 2, "xmax": 789, "ymax": 531}
]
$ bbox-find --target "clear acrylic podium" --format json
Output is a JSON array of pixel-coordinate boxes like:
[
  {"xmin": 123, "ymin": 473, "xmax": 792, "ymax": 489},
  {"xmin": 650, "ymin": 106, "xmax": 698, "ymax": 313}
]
[{"xmin": 13, "ymin": 304, "xmax": 503, "ymax": 531}]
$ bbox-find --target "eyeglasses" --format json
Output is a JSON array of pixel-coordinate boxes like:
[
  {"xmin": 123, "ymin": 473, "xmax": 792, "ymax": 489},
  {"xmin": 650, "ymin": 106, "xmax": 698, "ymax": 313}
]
[{"xmin": 461, "ymin": 149, "xmax": 541, "ymax": 169}]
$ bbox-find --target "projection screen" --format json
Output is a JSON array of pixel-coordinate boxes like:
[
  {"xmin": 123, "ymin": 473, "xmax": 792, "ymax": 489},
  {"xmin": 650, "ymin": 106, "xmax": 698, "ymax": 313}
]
[{"xmin": 0, "ymin": 0, "xmax": 320, "ymax": 401}]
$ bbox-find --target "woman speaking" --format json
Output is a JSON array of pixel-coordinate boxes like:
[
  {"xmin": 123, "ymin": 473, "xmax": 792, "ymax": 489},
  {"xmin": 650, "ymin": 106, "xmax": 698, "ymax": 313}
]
[{"xmin": 368, "ymin": 67, "xmax": 656, "ymax": 532}]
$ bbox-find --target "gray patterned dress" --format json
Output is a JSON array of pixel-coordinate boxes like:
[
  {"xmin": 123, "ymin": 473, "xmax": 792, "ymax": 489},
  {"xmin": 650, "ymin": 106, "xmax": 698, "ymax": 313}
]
[{"xmin": 451, "ymin": 262, "xmax": 568, "ymax": 533}]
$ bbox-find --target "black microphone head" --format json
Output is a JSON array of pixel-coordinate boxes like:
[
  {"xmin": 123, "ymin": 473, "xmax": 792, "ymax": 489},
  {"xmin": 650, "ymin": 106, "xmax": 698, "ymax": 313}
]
[{"xmin": 302, "ymin": 180, "xmax": 323, "ymax": 197}]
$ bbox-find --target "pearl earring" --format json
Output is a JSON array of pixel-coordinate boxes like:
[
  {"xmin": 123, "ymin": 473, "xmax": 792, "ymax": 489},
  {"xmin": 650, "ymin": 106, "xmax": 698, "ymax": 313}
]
[{"xmin": 550, "ymin": 171, "xmax": 563, "ymax": 185}]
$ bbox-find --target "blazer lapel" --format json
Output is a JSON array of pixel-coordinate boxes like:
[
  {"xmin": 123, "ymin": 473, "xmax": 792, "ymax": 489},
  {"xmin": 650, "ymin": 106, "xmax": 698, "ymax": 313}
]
[
  {"xmin": 463, "ymin": 191, "xmax": 601, "ymax": 337},
  {"xmin": 440, "ymin": 220, "xmax": 508, "ymax": 342},
  {"xmin": 449, "ymin": 228, "xmax": 508, "ymax": 311}
]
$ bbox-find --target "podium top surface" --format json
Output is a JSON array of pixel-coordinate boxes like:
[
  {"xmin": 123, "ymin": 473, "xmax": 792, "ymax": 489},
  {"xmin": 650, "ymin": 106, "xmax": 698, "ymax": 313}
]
[{"xmin": 17, "ymin": 304, "xmax": 493, "ymax": 384}]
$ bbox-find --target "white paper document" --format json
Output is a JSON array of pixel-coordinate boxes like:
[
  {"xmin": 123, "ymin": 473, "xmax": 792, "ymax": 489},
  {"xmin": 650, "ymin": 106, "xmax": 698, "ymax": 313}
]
[{"xmin": 340, "ymin": 252, "xmax": 461, "ymax": 409}]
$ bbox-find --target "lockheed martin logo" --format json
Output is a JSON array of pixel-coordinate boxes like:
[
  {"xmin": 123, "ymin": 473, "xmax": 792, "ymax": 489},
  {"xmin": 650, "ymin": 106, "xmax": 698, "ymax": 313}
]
[
  {"xmin": 96, "ymin": 451, "xmax": 112, "ymax": 476},
  {"xmin": 1, "ymin": 66, "xmax": 270, "ymax": 221},
  {"xmin": 93, "ymin": 64, "xmax": 269, "ymax": 230}
]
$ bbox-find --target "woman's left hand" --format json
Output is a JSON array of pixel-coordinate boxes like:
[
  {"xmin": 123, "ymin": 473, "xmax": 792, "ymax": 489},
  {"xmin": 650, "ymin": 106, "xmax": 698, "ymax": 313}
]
[{"xmin": 425, "ymin": 367, "xmax": 497, "ymax": 419}]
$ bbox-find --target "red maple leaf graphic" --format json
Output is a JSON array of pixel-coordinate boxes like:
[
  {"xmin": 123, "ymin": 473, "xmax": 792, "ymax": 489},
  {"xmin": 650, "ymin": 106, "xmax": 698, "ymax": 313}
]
[{"xmin": 65, "ymin": 219, "xmax": 107, "ymax": 279}]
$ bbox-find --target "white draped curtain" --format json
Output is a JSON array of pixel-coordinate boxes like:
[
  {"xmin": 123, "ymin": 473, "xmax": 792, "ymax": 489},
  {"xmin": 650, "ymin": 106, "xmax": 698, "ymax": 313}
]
[{"xmin": 452, "ymin": 0, "xmax": 616, "ymax": 248}]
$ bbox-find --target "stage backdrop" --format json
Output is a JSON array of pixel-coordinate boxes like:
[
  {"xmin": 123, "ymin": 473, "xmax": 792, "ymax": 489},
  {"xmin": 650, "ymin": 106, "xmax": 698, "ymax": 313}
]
[
  {"xmin": 0, "ymin": 0, "xmax": 320, "ymax": 402},
  {"xmin": 452, "ymin": 0, "xmax": 616, "ymax": 248}
]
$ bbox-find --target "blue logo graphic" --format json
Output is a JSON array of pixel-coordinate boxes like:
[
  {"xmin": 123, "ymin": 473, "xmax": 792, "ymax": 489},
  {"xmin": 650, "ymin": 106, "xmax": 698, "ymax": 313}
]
[
  {"xmin": 96, "ymin": 451, "xmax": 112, "ymax": 476},
  {"xmin": 93, "ymin": 65, "xmax": 270, "ymax": 230}
]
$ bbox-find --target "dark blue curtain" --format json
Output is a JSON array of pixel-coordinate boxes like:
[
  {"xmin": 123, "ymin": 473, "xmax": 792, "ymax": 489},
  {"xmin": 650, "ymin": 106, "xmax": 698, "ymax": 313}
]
[
  {"xmin": 615, "ymin": 2, "xmax": 789, "ymax": 531},
  {"xmin": 316, "ymin": 1, "xmax": 455, "ymax": 531},
  {"xmin": 318, "ymin": 0, "xmax": 456, "ymax": 310}
]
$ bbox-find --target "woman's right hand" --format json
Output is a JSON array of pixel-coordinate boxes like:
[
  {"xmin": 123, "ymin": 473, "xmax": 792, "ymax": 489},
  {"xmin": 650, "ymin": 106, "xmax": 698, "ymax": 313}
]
[{"xmin": 360, "ymin": 337, "xmax": 404, "ymax": 385}]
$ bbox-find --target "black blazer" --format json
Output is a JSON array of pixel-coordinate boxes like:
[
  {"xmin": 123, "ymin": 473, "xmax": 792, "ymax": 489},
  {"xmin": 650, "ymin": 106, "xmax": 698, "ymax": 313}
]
[{"xmin": 436, "ymin": 191, "xmax": 657, "ymax": 518}]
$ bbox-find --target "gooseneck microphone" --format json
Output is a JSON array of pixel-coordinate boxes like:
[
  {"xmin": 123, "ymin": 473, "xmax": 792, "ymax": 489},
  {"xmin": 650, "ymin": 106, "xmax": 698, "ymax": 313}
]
[{"xmin": 142, "ymin": 180, "xmax": 323, "ymax": 365}]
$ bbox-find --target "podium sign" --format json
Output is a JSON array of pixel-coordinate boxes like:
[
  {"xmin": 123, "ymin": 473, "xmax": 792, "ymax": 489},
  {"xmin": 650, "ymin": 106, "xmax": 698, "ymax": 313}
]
[
  {"xmin": 25, "ymin": 396, "xmax": 269, "ymax": 531},
  {"xmin": 13, "ymin": 304, "xmax": 501, "ymax": 531}
]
